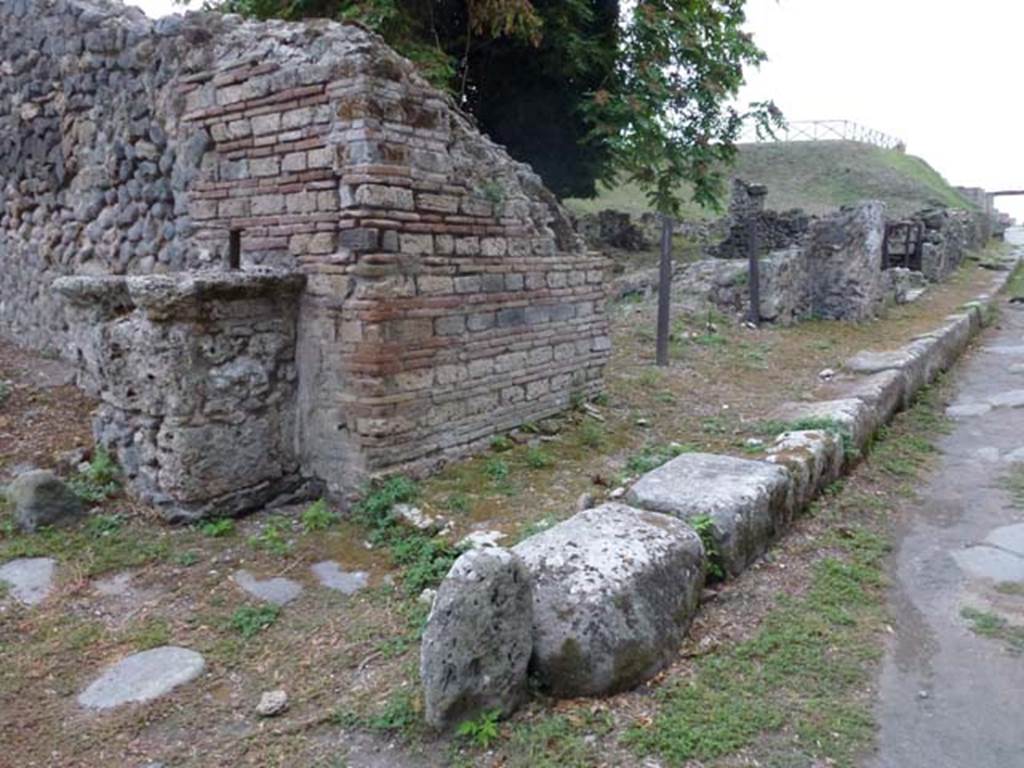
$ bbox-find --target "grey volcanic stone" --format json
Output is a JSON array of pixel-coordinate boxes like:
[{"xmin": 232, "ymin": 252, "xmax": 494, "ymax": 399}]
[
  {"xmin": 233, "ymin": 570, "xmax": 303, "ymax": 605},
  {"xmin": 626, "ymin": 453, "xmax": 790, "ymax": 577},
  {"xmin": 421, "ymin": 547, "xmax": 532, "ymax": 729},
  {"xmin": 0, "ymin": 557, "xmax": 56, "ymax": 605},
  {"xmin": 770, "ymin": 398, "xmax": 876, "ymax": 454},
  {"xmin": 947, "ymin": 403, "xmax": 992, "ymax": 419},
  {"xmin": 988, "ymin": 389, "xmax": 1024, "ymax": 409},
  {"xmin": 765, "ymin": 429, "xmax": 844, "ymax": 511},
  {"xmin": 512, "ymin": 504, "xmax": 704, "ymax": 698},
  {"xmin": 8, "ymin": 470, "xmax": 84, "ymax": 532},
  {"xmin": 77, "ymin": 646, "xmax": 205, "ymax": 709},
  {"xmin": 310, "ymin": 561, "xmax": 368, "ymax": 595}
]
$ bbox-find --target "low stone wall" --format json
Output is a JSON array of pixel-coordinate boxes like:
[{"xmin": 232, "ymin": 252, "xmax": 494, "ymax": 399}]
[
  {"xmin": 55, "ymin": 270, "xmax": 307, "ymax": 521},
  {"xmin": 913, "ymin": 208, "xmax": 992, "ymax": 281},
  {"xmin": 420, "ymin": 248, "xmax": 1020, "ymax": 728}
]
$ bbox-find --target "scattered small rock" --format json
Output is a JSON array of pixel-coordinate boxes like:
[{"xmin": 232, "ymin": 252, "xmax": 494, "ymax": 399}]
[
  {"xmin": 635, "ymin": 417, "xmax": 650, "ymax": 428},
  {"xmin": 576, "ymin": 493, "xmax": 595, "ymax": 512},
  {"xmin": 609, "ymin": 486, "xmax": 626, "ymax": 499},
  {"xmin": 255, "ymin": 689, "xmax": 289, "ymax": 717},
  {"xmin": 458, "ymin": 530, "xmax": 506, "ymax": 550},
  {"xmin": 393, "ymin": 503, "xmax": 444, "ymax": 534},
  {"xmin": 418, "ymin": 588, "xmax": 437, "ymax": 607},
  {"xmin": 744, "ymin": 437, "xmax": 764, "ymax": 448},
  {"xmin": 818, "ymin": 368, "xmax": 836, "ymax": 381},
  {"xmin": 8, "ymin": 470, "xmax": 84, "ymax": 533}
]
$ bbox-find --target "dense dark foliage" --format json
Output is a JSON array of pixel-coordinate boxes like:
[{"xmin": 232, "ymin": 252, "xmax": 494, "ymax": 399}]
[{"xmin": 205, "ymin": 0, "xmax": 780, "ymax": 212}]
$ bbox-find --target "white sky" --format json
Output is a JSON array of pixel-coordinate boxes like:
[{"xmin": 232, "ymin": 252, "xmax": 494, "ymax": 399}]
[{"xmin": 133, "ymin": 0, "xmax": 1024, "ymax": 219}]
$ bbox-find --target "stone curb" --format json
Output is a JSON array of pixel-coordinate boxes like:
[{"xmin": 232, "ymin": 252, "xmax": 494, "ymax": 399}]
[{"xmin": 421, "ymin": 251, "xmax": 1021, "ymax": 723}]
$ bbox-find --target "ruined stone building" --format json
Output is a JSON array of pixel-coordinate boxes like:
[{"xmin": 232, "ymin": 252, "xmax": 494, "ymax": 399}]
[{"xmin": 0, "ymin": 0, "xmax": 611, "ymax": 519}]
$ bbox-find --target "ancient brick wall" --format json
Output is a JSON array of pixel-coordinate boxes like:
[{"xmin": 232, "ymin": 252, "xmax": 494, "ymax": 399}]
[{"xmin": 0, "ymin": 0, "xmax": 610, "ymax": 510}]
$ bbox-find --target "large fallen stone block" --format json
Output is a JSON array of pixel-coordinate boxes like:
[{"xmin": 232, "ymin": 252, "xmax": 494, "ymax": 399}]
[
  {"xmin": 764, "ymin": 430, "xmax": 844, "ymax": 511},
  {"xmin": 512, "ymin": 503, "xmax": 704, "ymax": 698},
  {"xmin": 7, "ymin": 470, "xmax": 85, "ymax": 533},
  {"xmin": 769, "ymin": 398, "xmax": 876, "ymax": 456},
  {"xmin": 826, "ymin": 369, "xmax": 908, "ymax": 428},
  {"xmin": 911, "ymin": 312, "xmax": 974, "ymax": 379},
  {"xmin": 420, "ymin": 547, "xmax": 532, "ymax": 729},
  {"xmin": 625, "ymin": 453, "xmax": 789, "ymax": 577}
]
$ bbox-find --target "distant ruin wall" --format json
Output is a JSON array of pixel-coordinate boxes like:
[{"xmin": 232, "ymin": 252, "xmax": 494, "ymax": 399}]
[{"xmin": 2, "ymin": 0, "xmax": 611, "ymax": 513}]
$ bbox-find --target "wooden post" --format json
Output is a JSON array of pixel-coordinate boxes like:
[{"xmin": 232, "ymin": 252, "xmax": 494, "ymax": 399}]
[
  {"xmin": 747, "ymin": 186, "xmax": 767, "ymax": 326},
  {"xmin": 655, "ymin": 215, "xmax": 673, "ymax": 366}
]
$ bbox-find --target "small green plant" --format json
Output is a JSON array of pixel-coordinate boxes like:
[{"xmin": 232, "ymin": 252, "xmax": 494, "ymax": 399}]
[
  {"xmin": 579, "ymin": 419, "xmax": 605, "ymax": 449},
  {"xmin": 758, "ymin": 416, "xmax": 857, "ymax": 458},
  {"xmin": 353, "ymin": 477, "xmax": 459, "ymax": 594},
  {"xmin": 231, "ymin": 604, "xmax": 281, "ymax": 639},
  {"xmin": 961, "ymin": 606, "xmax": 1024, "ymax": 654},
  {"xmin": 479, "ymin": 180, "xmax": 506, "ymax": 205},
  {"xmin": 456, "ymin": 708, "xmax": 502, "ymax": 749},
  {"xmin": 68, "ymin": 447, "xmax": 121, "ymax": 503},
  {"xmin": 86, "ymin": 514, "xmax": 123, "ymax": 538},
  {"xmin": 447, "ymin": 492, "xmax": 470, "ymax": 514},
  {"xmin": 174, "ymin": 550, "xmax": 200, "ymax": 567},
  {"xmin": 200, "ymin": 518, "xmax": 235, "ymax": 538},
  {"xmin": 484, "ymin": 457, "xmax": 510, "ymax": 483},
  {"xmin": 301, "ymin": 498, "xmax": 337, "ymax": 532},
  {"xmin": 249, "ymin": 516, "xmax": 292, "ymax": 556},
  {"xmin": 626, "ymin": 443, "xmax": 693, "ymax": 475},
  {"xmin": 366, "ymin": 690, "xmax": 420, "ymax": 733},
  {"xmin": 690, "ymin": 514, "xmax": 725, "ymax": 581},
  {"xmin": 490, "ymin": 435, "xmax": 513, "ymax": 452},
  {"xmin": 0, "ymin": 380, "xmax": 11, "ymax": 406},
  {"xmin": 569, "ymin": 391, "xmax": 586, "ymax": 411},
  {"xmin": 525, "ymin": 447, "xmax": 553, "ymax": 470},
  {"xmin": 639, "ymin": 369, "xmax": 663, "ymax": 389}
]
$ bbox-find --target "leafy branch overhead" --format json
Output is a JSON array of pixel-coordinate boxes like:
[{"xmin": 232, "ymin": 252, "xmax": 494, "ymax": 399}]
[{"xmin": 205, "ymin": 0, "xmax": 781, "ymax": 212}]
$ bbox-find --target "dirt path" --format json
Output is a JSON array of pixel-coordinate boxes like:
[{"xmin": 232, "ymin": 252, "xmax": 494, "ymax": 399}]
[{"xmin": 871, "ymin": 232, "xmax": 1024, "ymax": 768}]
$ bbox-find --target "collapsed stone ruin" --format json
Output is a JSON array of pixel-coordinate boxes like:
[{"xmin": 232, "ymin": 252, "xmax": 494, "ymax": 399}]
[
  {"xmin": 582, "ymin": 179, "xmax": 996, "ymax": 323},
  {"xmin": 0, "ymin": 0, "xmax": 611, "ymax": 519}
]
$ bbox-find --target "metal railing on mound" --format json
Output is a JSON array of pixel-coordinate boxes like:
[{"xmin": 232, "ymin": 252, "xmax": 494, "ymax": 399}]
[{"xmin": 741, "ymin": 119, "xmax": 906, "ymax": 152}]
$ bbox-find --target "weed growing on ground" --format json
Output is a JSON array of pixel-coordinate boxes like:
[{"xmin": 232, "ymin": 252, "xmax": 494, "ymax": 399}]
[
  {"xmin": 174, "ymin": 550, "xmax": 199, "ymax": 567},
  {"xmin": 248, "ymin": 516, "xmax": 292, "ymax": 556},
  {"xmin": 578, "ymin": 419, "xmax": 605, "ymax": 449},
  {"xmin": 625, "ymin": 443, "xmax": 694, "ymax": 475},
  {"xmin": 490, "ymin": 435, "xmax": 513, "ymax": 452},
  {"xmin": 127, "ymin": 617, "xmax": 171, "ymax": 650},
  {"xmin": 0, "ymin": 379, "xmax": 10, "ymax": 406},
  {"xmin": 961, "ymin": 606, "xmax": 1024, "ymax": 654},
  {"xmin": 301, "ymin": 498, "xmax": 337, "ymax": 532},
  {"xmin": 689, "ymin": 514, "xmax": 725, "ymax": 581},
  {"xmin": 456, "ymin": 709, "xmax": 502, "ymax": 748},
  {"xmin": 995, "ymin": 581, "xmax": 1024, "ymax": 596},
  {"xmin": 1000, "ymin": 464, "xmax": 1024, "ymax": 508},
  {"xmin": 86, "ymin": 514, "xmax": 123, "ymax": 538},
  {"xmin": 353, "ymin": 477, "xmax": 459, "ymax": 594},
  {"xmin": 68, "ymin": 447, "xmax": 121, "ymax": 503},
  {"xmin": 200, "ymin": 518, "xmax": 235, "ymax": 538},
  {"xmin": 230, "ymin": 605, "xmax": 280, "ymax": 639},
  {"xmin": 446, "ymin": 493, "xmax": 470, "ymax": 514},
  {"xmin": 525, "ymin": 447, "xmax": 553, "ymax": 470}
]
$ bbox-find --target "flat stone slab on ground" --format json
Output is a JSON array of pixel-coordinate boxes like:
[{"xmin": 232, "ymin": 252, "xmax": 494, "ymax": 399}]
[
  {"xmin": 625, "ymin": 452, "xmax": 790, "ymax": 577},
  {"xmin": 233, "ymin": 570, "xmax": 303, "ymax": 605},
  {"xmin": 946, "ymin": 403, "xmax": 992, "ymax": 418},
  {"xmin": 77, "ymin": 646, "xmax": 206, "ymax": 709},
  {"xmin": 987, "ymin": 389, "xmax": 1024, "ymax": 409},
  {"xmin": 512, "ymin": 503, "xmax": 705, "ymax": 697},
  {"xmin": 953, "ymin": 545, "xmax": 1024, "ymax": 584},
  {"xmin": 310, "ymin": 561, "xmax": 368, "ymax": 595},
  {"xmin": 984, "ymin": 522, "xmax": 1024, "ymax": 557},
  {"xmin": 0, "ymin": 557, "xmax": 56, "ymax": 606}
]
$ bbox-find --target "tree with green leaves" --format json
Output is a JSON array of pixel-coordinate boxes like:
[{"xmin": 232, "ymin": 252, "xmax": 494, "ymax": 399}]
[{"xmin": 204, "ymin": 0, "xmax": 780, "ymax": 213}]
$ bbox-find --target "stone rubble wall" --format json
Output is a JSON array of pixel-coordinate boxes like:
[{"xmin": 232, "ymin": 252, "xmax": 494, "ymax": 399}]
[
  {"xmin": 421, "ymin": 245, "xmax": 1021, "ymax": 728},
  {"xmin": 2, "ymin": 0, "xmax": 611, "ymax": 508},
  {"xmin": 55, "ymin": 270, "xmax": 307, "ymax": 521},
  {"xmin": 910, "ymin": 208, "xmax": 991, "ymax": 282}
]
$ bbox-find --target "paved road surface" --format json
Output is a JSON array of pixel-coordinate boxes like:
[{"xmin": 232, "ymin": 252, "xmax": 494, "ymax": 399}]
[{"xmin": 871, "ymin": 230, "xmax": 1024, "ymax": 767}]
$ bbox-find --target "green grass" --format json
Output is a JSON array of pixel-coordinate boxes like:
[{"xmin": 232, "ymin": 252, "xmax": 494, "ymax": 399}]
[
  {"xmin": 625, "ymin": 529, "xmax": 888, "ymax": 765},
  {"xmin": 248, "ymin": 516, "xmax": 292, "ymax": 556},
  {"xmin": 67, "ymin": 447, "xmax": 121, "ymax": 504},
  {"xmin": 230, "ymin": 605, "xmax": 281, "ymax": 639},
  {"xmin": 199, "ymin": 518, "xmax": 235, "ymax": 538},
  {"xmin": 961, "ymin": 607, "xmax": 1024, "ymax": 654},
  {"xmin": 300, "ymin": 498, "xmax": 338, "ymax": 532},
  {"xmin": 564, "ymin": 141, "xmax": 973, "ymax": 220},
  {"xmin": 625, "ymin": 442, "xmax": 694, "ymax": 475},
  {"xmin": 353, "ymin": 477, "xmax": 460, "ymax": 594}
]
